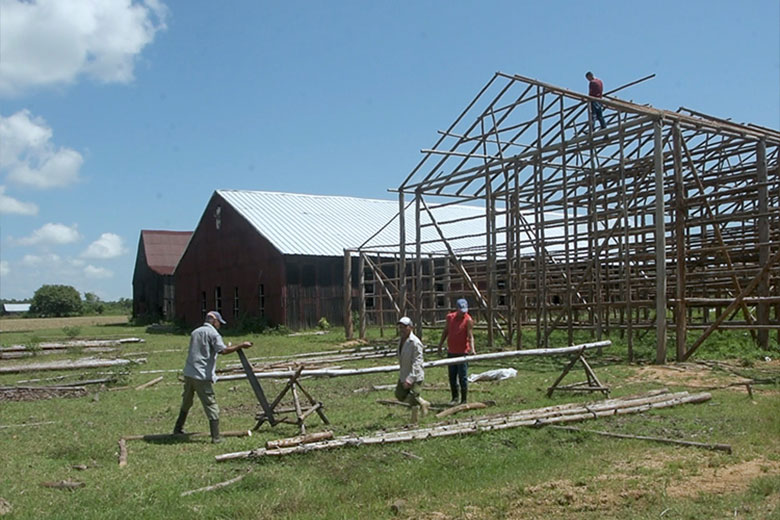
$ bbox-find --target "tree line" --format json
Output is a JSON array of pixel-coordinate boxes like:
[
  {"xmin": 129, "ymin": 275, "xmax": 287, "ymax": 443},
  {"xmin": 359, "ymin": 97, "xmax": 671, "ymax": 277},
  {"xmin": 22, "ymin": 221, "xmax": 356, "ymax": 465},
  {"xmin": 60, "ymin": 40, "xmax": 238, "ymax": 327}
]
[{"xmin": 1, "ymin": 284, "xmax": 131, "ymax": 317}]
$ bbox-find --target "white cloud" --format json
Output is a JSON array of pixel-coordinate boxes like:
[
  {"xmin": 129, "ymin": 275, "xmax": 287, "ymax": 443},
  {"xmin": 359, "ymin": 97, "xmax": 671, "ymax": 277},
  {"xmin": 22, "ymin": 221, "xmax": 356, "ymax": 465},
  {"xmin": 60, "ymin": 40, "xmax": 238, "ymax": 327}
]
[
  {"xmin": 81, "ymin": 232, "xmax": 126, "ymax": 259},
  {"xmin": 0, "ymin": 185, "xmax": 38, "ymax": 215},
  {"xmin": 21, "ymin": 253, "xmax": 61, "ymax": 265},
  {"xmin": 0, "ymin": 110, "xmax": 83, "ymax": 189},
  {"xmin": 0, "ymin": 260, "xmax": 9, "ymax": 277},
  {"xmin": 84, "ymin": 264, "xmax": 113, "ymax": 279},
  {"xmin": 0, "ymin": 0, "xmax": 168, "ymax": 96},
  {"xmin": 18, "ymin": 223, "xmax": 81, "ymax": 246}
]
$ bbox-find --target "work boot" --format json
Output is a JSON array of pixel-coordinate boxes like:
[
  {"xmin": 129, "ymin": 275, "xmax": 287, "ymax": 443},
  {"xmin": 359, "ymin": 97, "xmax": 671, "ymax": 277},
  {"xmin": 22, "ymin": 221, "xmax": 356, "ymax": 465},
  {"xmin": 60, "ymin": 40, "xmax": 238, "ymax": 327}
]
[
  {"xmin": 209, "ymin": 419, "xmax": 222, "ymax": 444},
  {"xmin": 173, "ymin": 409, "xmax": 188, "ymax": 435}
]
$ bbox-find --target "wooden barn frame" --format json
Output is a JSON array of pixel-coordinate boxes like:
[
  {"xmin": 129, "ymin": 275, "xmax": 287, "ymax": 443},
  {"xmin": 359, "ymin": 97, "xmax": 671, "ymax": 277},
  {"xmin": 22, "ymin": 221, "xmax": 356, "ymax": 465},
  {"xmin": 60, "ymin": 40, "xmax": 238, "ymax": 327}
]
[{"xmin": 346, "ymin": 72, "xmax": 780, "ymax": 362}]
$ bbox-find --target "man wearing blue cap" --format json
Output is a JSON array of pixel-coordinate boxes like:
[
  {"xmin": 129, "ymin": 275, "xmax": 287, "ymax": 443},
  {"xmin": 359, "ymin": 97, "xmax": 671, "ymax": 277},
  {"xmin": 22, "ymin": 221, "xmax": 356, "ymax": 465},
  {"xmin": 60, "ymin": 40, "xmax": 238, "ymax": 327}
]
[
  {"xmin": 173, "ymin": 310, "xmax": 253, "ymax": 443},
  {"xmin": 437, "ymin": 298, "xmax": 475, "ymax": 405}
]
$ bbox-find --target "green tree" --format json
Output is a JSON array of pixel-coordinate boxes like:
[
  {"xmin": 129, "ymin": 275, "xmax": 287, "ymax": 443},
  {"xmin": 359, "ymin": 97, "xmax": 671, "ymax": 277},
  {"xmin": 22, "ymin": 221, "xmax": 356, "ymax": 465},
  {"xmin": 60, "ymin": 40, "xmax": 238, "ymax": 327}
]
[
  {"xmin": 83, "ymin": 292, "xmax": 105, "ymax": 315},
  {"xmin": 30, "ymin": 285, "xmax": 83, "ymax": 317}
]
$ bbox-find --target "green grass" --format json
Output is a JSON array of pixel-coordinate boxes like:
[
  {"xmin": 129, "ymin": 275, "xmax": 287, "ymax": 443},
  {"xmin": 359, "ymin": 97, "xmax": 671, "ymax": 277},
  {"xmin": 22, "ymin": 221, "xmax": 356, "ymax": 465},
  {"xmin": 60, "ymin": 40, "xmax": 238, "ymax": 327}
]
[{"xmin": 0, "ymin": 320, "xmax": 779, "ymax": 519}]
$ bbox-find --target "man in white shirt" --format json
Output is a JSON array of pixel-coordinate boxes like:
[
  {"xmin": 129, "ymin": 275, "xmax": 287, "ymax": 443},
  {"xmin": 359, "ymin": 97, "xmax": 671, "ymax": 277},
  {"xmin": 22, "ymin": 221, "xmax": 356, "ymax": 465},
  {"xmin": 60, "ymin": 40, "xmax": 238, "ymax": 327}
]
[{"xmin": 173, "ymin": 311, "xmax": 252, "ymax": 443}]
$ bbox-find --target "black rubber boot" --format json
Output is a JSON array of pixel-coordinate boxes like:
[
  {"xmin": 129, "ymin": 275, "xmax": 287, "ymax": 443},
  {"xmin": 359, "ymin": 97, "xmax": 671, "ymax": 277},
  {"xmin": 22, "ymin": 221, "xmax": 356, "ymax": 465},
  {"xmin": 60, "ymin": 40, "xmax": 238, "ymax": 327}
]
[
  {"xmin": 460, "ymin": 386, "xmax": 468, "ymax": 404},
  {"xmin": 173, "ymin": 409, "xmax": 188, "ymax": 435},
  {"xmin": 209, "ymin": 419, "xmax": 222, "ymax": 444}
]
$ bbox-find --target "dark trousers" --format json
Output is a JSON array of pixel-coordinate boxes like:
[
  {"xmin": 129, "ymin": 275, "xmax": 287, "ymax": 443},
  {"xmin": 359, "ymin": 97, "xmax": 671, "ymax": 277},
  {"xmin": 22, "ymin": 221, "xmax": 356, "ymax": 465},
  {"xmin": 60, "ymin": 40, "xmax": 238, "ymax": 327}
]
[
  {"xmin": 591, "ymin": 101, "xmax": 606, "ymax": 129},
  {"xmin": 447, "ymin": 352, "xmax": 468, "ymax": 401}
]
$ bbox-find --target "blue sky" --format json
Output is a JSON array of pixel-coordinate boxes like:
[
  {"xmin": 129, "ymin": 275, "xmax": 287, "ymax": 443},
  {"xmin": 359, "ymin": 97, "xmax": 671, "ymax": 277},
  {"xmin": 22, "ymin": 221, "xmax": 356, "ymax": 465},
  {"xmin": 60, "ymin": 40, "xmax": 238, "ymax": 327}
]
[{"xmin": 0, "ymin": 0, "xmax": 778, "ymax": 302}]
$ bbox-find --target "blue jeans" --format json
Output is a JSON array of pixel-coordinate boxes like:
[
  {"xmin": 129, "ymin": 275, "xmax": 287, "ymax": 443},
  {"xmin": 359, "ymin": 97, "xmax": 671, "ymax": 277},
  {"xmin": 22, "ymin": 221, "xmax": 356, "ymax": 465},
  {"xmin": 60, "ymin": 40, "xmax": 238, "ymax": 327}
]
[
  {"xmin": 591, "ymin": 101, "xmax": 606, "ymax": 129},
  {"xmin": 447, "ymin": 353, "xmax": 468, "ymax": 402}
]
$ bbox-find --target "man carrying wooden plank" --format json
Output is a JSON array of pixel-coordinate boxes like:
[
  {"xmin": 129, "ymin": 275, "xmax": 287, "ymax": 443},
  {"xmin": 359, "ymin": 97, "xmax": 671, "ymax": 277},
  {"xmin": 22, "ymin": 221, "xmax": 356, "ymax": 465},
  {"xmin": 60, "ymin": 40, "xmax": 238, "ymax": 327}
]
[
  {"xmin": 395, "ymin": 316, "xmax": 429, "ymax": 418},
  {"xmin": 173, "ymin": 311, "xmax": 252, "ymax": 443}
]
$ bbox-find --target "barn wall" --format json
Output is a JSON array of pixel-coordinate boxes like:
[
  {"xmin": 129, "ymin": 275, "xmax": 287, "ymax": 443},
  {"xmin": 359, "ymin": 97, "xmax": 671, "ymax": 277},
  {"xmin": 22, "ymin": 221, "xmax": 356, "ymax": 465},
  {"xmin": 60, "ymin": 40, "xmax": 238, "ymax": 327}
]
[
  {"xmin": 132, "ymin": 237, "xmax": 165, "ymax": 320},
  {"xmin": 174, "ymin": 193, "xmax": 286, "ymax": 328},
  {"xmin": 284, "ymin": 255, "xmax": 346, "ymax": 329}
]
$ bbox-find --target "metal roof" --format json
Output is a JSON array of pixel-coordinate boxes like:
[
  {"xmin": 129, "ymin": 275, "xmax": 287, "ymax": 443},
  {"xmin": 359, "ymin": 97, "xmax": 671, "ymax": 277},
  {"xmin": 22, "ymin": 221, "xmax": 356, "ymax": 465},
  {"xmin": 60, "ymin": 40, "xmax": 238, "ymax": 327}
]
[
  {"xmin": 217, "ymin": 190, "xmax": 525, "ymax": 258},
  {"xmin": 3, "ymin": 303, "xmax": 30, "ymax": 313},
  {"xmin": 141, "ymin": 230, "xmax": 192, "ymax": 275}
]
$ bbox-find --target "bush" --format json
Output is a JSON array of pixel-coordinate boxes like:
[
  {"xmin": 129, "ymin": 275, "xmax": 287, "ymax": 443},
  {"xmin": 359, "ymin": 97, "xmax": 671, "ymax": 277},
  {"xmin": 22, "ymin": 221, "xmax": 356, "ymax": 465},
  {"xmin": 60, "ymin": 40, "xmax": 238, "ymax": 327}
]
[
  {"xmin": 317, "ymin": 317, "xmax": 331, "ymax": 330},
  {"xmin": 30, "ymin": 284, "xmax": 82, "ymax": 317},
  {"xmin": 62, "ymin": 326, "xmax": 81, "ymax": 339}
]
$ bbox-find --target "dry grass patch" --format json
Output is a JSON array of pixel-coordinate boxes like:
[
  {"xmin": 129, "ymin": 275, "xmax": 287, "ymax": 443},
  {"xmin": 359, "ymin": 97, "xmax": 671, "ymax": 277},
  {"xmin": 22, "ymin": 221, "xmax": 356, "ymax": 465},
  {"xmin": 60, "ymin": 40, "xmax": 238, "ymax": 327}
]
[{"xmin": 0, "ymin": 315, "xmax": 128, "ymax": 332}]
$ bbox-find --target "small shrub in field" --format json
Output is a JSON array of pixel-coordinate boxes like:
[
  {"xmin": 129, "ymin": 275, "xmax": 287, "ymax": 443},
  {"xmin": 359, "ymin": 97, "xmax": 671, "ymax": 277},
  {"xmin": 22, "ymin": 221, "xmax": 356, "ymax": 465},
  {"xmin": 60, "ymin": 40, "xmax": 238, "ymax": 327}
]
[
  {"xmin": 63, "ymin": 326, "xmax": 81, "ymax": 339},
  {"xmin": 317, "ymin": 317, "xmax": 330, "ymax": 330},
  {"xmin": 25, "ymin": 336, "xmax": 42, "ymax": 356}
]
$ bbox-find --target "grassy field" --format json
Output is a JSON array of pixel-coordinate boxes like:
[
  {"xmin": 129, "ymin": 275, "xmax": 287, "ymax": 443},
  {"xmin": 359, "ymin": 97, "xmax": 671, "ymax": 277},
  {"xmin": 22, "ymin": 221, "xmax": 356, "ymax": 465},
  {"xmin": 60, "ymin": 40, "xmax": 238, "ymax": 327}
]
[
  {"xmin": 0, "ymin": 315, "xmax": 129, "ymax": 333},
  {"xmin": 0, "ymin": 318, "xmax": 779, "ymax": 519}
]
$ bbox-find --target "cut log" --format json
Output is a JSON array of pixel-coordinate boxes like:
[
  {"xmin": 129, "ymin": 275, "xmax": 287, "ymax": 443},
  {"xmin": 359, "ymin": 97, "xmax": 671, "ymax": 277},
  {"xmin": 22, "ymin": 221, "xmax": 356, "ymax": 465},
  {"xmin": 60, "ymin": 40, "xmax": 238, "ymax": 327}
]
[
  {"xmin": 0, "ymin": 358, "xmax": 141, "ymax": 375},
  {"xmin": 217, "ymin": 341, "xmax": 612, "ymax": 382},
  {"xmin": 548, "ymin": 425, "xmax": 732, "ymax": 453},
  {"xmin": 266, "ymin": 431, "xmax": 333, "ymax": 449},
  {"xmin": 216, "ymin": 390, "xmax": 711, "ymax": 461},
  {"xmin": 377, "ymin": 399, "xmax": 411, "ymax": 408},
  {"xmin": 122, "ymin": 430, "xmax": 252, "ymax": 442},
  {"xmin": 435, "ymin": 401, "xmax": 495, "ymax": 418},
  {"xmin": 134, "ymin": 376, "xmax": 163, "ymax": 390},
  {"xmin": 118, "ymin": 438, "xmax": 128, "ymax": 468},
  {"xmin": 180, "ymin": 472, "xmax": 249, "ymax": 496}
]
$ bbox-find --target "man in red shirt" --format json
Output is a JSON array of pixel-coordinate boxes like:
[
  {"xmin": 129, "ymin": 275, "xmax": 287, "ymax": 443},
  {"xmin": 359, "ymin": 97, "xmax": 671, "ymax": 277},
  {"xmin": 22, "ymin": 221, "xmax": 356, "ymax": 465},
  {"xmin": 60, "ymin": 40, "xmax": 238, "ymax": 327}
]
[
  {"xmin": 585, "ymin": 71, "xmax": 607, "ymax": 131},
  {"xmin": 437, "ymin": 298, "xmax": 475, "ymax": 405}
]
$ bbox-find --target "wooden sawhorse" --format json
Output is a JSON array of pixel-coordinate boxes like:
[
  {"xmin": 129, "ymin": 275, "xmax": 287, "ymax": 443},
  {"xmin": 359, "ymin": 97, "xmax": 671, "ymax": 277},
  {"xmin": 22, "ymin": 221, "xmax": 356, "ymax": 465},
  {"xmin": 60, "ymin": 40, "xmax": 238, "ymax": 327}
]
[
  {"xmin": 237, "ymin": 350, "xmax": 329, "ymax": 434},
  {"xmin": 546, "ymin": 346, "xmax": 610, "ymax": 398}
]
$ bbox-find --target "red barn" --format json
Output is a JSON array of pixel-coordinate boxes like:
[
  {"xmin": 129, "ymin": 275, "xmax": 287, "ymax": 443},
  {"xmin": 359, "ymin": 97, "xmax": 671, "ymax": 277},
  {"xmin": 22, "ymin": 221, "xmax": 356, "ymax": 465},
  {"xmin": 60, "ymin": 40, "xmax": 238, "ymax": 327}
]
[
  {"xmin": 132, "ymin": 230, "xmax": 192, "ymax": 321},
  {"xmin": 174, "ymin": 190, "xmax": 412, "ymax": 329}
]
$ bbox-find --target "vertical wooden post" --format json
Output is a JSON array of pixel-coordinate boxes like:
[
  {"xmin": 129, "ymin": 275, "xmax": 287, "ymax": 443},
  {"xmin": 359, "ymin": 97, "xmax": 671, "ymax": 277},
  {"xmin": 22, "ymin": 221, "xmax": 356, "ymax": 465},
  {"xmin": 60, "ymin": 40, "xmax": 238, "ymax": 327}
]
[
  {"xmin": 619, "ymin": 115, "xmax": 633, "ymax": 361},
  {"xmin": 415, "ymin": 191, "xmax": 423, "ymax": 339},
  {"xmin": 505, "ymin": 170, "xmax": 514, "ymax": 346},
  {"xmin": 673, "ymin": 123, "xmax": 687, "ymax": 361},
  {"xmin": 654, "ymin": 118, "xmax": 668, "ymax": 364},
  {"xmin": 377, "ymin": 263, "xmax": 384, "ymax": 338},
  {"xmin": 756, "ymin": 139, "xmax": 769, "ymax": 349},
  {"xmin": 486, "ymin": 173, "xmax": 495, "ymax": 348},
  {"xmin": 358, "ymin": 253, "xmax": 366, "ymax": 340},
  {"xmin": 343, "ymin": 249, "xmax": 353, "ymax": 339},
  {"xmin": 513, "ymin": 168, "xmax": 523, "ymax": 350},
  {"xmin": 560, "ymin": 97, "xmax": 573, "ymax": 346},
  {"xmin": 399, "ymin": 192, "xmax": 407, "ymax": 317}
]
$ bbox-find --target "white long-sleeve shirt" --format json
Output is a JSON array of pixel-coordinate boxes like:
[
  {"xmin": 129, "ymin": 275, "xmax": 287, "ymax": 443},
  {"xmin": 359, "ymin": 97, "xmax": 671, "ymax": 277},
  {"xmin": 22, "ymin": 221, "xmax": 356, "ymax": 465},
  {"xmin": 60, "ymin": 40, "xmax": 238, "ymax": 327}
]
[{"xmin": 398, "ymin": 332, "xmax": 425, "ymax": 385}]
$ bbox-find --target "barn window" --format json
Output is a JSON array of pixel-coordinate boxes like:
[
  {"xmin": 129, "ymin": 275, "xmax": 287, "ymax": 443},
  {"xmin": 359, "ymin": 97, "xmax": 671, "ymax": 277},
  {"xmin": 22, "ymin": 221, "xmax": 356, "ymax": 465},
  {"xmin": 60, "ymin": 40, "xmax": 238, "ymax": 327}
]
[
  {"xmin": 233, "ymin": 287, "xmax": 239, "ymax": 318},
  {"xmin": 215, "ymin": 286, "xmax": 222, "ymax": 314},
  {"xmin": 258, "ymin": 284, "xmax": 265, "ymax": 316},
  {"xmin": 302, "ymin": 264, "xmax": 316, "ymax": 287},
  {"xmin": 201, "ymin": 291, "xmax": 207, "ymax": 319}
]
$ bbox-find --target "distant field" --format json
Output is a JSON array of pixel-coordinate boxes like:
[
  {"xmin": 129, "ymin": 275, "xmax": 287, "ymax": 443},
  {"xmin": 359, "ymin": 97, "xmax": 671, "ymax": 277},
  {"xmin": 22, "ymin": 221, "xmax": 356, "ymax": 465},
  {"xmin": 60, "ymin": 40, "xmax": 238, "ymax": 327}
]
[{"xmin": 0, "ymin": 315, "xmax": 129, "ymax": 332}]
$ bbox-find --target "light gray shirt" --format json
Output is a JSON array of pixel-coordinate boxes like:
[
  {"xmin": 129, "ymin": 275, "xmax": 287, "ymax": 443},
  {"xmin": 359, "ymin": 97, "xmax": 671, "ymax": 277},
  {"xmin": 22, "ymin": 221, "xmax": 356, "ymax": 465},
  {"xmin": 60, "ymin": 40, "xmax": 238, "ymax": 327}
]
[
  {"xmin": 398, "ymin": 331, "xmax": 425, "ymax": 385},
  {"xmin": 182, "ymin": 322, "xmax": 227, "ymax": 382}
]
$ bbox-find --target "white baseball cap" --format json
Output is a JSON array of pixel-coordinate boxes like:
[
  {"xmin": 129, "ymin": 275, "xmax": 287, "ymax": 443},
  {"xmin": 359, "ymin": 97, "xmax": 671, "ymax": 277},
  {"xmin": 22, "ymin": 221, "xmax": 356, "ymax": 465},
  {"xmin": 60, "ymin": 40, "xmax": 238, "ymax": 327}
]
[{"xmin": 397, "ymin": 316, "xmax": 413, "ymax": 327}]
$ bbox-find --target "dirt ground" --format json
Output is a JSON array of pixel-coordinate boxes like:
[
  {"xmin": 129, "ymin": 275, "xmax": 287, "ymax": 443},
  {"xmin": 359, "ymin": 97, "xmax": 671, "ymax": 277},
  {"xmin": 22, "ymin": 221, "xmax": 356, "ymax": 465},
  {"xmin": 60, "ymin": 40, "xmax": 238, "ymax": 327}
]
[{"xmin": 409, "ymin": 360, "xmax": 780, "ymax": 520}]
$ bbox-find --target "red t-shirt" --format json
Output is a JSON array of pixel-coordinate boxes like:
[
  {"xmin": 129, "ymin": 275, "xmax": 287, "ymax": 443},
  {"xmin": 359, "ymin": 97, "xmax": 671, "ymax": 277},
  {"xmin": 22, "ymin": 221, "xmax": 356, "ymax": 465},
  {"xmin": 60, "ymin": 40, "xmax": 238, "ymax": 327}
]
[
  {"xmin": 589, "ymin": 78, "xmax": 603, "ymax": 98},
  {"xmin": 446, "ymin": 311, "xmax": 472, "ymax": 354}
]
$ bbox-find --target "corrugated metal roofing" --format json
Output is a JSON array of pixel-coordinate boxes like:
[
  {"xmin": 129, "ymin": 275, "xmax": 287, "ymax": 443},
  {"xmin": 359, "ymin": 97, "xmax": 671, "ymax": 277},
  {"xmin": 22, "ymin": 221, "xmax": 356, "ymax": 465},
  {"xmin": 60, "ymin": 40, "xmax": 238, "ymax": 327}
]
[
  {"xmin": 141, "ymin": 230, "xmax": 192, "ymax": 275},
  {"xmin": 217, "ymin": 190, "xmax": 514, "ymax": 258},
  {"xmin": 3, "ymin": 303, "xmax": 30, "ymax": 313}
]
